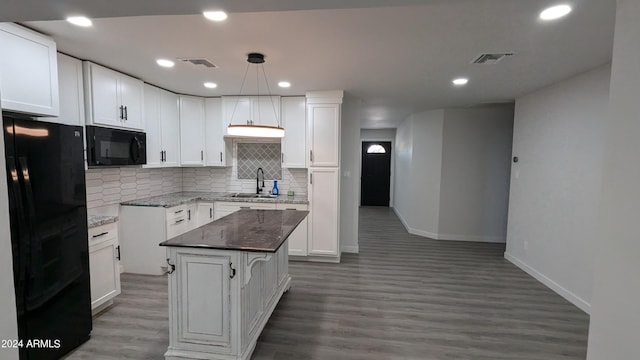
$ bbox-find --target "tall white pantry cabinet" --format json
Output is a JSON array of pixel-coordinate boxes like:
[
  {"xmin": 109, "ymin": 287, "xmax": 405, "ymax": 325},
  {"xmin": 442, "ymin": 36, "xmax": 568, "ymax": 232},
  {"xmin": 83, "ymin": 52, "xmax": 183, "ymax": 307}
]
[{"xmin": 306, "ymin": 91, "xmax": 342, "ymax": 262}]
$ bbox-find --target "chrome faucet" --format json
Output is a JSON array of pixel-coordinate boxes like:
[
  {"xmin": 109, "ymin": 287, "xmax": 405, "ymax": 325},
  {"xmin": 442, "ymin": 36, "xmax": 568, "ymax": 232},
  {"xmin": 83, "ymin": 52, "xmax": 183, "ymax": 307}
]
[{"xmin": 256, "ymin": 168, "xmax": 265, "ymax": 194}]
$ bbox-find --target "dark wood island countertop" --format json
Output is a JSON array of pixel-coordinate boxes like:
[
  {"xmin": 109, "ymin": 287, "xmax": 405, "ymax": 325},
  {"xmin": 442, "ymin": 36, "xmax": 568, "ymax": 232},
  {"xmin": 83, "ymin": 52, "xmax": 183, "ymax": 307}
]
[{"xmin": 159, "ymin": 209, "xmax": 309, "ymax": 252}]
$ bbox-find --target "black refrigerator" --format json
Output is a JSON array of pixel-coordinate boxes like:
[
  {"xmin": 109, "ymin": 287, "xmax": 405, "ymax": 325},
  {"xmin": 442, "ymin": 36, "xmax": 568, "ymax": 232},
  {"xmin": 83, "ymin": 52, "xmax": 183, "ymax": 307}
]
[{"xmin": 3, "ymin": 113, "xmax": 92, "ymax": 360}]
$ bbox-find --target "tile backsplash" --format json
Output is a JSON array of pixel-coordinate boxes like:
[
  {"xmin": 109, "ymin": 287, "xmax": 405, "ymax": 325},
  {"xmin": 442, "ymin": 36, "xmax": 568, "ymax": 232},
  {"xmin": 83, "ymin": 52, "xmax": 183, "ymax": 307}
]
[
  {"xmin": 237, "ymin": 142, "xmax": 281, "ymax": 180},
  {"xmin": 86, "ymin": 167, "xmax": 183, "ymax": 209},
  {"xmin": 182, "ymin": 167, "xmax": 308, "ymax": 196},
  {"xmin": 86, "ymin": 142, "xmax": 308, "ymax": 210}
]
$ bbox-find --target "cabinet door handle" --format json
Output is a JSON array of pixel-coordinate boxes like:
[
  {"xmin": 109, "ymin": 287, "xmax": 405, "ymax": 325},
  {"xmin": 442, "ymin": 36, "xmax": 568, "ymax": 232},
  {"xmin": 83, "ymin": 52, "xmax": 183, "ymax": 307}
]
[
  {"xmin": 188, "ymin": 209, "xmax": 191, "ymax": 220},
  {"xmin": 285, "ymin": 208, "xmax": 296, "ymax": 210},
  {"xmin": 220, "ymin": 152, "xmax": 223, "ymax": 162},
  {"xmin": 166, "ymin": 258, "xmax": 175, "ymax": 275},
  {"xmin": 92, "ymin": 231, "xmax": 109, "ymax": 239},
  {"xmin": 201, "ymin": 150, "xmax": 204, "ymax": 161},
  {"xmin": 174, "ymin": 210, "xmax": 184, "ymax": 214},
  {"xmin": 310, "ymin": 150, "xmax": 313, "ymax": 162},
  {"xmin": 116, "ymin": 245, "xmax": 121, "ymax": 261},
  {"xmin": 119, "ymin": 106, "xmax": 124, "ymax": 120},
  {"xmin": 124, "ymin": 106, "xmax": 128, "ymax": 120},
  {"xmin": 240, "ymin": 206, "xmax": 250, "ymax": 209},
  {"xmin": 310, "ymin": 173, "xmax": 313, "ymax": 184},
  {"xmin": 230, "ymin": 262, "xmax": 236, "ymax": 279},
  {"xmin": 175, "ymin": 219, "xmax": 185, "ymax": 224},
  {"xmin": 281, "ymin": 152, "xmax": 284, "ymax": 163},
  {"xmin": 210, "ymin": 208, "xmax": 213, "ymax": 219}
]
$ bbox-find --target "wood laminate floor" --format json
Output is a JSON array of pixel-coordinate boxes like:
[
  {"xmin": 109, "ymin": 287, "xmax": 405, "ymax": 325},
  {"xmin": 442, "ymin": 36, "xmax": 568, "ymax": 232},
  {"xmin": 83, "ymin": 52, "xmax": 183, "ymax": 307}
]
[{"xmin": 66, "ymin": 207, "xmax": 589, "ymax": 360}]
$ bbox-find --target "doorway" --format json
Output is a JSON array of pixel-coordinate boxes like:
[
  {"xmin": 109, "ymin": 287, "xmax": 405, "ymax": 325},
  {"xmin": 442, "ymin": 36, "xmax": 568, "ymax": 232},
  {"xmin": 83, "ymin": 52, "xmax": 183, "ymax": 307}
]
[{"xmin": 361, "ymin": 141, "xmax": 392, "ymax": 206}]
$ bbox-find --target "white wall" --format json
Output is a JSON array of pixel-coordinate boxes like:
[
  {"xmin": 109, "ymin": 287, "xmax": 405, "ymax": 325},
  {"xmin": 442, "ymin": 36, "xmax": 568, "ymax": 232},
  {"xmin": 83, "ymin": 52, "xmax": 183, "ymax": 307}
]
[
  {"xmin": 360, "ymin": 128, "xmax": 396, "ymax": 206},
  {"xmin": 587, "ymin": 0, "xmax": 640, "ymax": 357},
  {"xmin": 393, "ymin": 110, "xmax": 444, "ymax": 237},
  {"xmin": 438, "ymin": 106, "xmax": 514, "ymax": 242},
  {"xmin": 0, "ymin": 116, "xmax": 19, "ymax": 360},
  {"xmin": 504, "ymin": 64, "xmax": 611, "ymax": 313},
  {"xmin": 394, "ymin": 107, "xmax": 513, "ymax": 242},
  {"xmin": 393, "ymin": 113, "xmax": 415, "ymax": 229},
  {"xmin": 340, "ymin": 93, "xmax": 362, "ymax": 253}
]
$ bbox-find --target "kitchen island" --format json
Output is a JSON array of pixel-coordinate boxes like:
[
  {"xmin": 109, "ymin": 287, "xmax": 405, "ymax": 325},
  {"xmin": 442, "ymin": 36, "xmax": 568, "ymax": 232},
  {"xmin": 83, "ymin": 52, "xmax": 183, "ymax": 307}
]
[{"xmin": 159, "ymin": 209, "xmax": 308, "ymax": 360}]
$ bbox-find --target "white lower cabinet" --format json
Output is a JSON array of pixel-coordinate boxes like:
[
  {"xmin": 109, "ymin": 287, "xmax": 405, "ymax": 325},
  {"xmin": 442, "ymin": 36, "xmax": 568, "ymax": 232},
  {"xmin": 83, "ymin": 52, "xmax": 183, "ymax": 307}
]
[
  {"xmin": 197, "ymin": 202, "xmax": 215, "ymax": 227},
  {"xmin": 276, "ymin": 203, "xmax": 309, "ymax": 256},
  {"xmin": 172, "ymin": 251, "xmax": 233, "ymax": 351},
  {"xmin": 121, "ymin": 202, "xmax": 220, "ymax": 275},
  {"xmin": 213, "ymin": 201, "xmax": 276, "ymax": 220},
  {"xmin": 165, "ymin": 242, "xmax": 290, "ymax": 360},
  {"xmin": 308, "ymin": 168, "xmax": 340, "ymax": 257},
  {"xmin": 88, "ymin": 222, "xmax": 121, "ymax": 313}
]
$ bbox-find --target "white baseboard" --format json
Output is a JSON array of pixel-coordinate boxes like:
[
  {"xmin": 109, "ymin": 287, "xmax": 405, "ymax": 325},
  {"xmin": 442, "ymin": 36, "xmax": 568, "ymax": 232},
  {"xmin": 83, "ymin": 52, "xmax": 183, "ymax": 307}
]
[
  {"xmin": 407, "ymin": 228, "xmax": 440, "ymax": 240},
  {"xmin": 341, "ymin": 245, "xmax": 359, "ymax": 254},
  {"xmin": 504, "ymin": 252, "xmax": 591, "ymax": 314},
  {"xmin": 437, "ymin": 233, "xmax": 506, "ymax": 243},
  {"xmin": 392, "ymin": 207, "xmax": 504, "ymax": 243}
]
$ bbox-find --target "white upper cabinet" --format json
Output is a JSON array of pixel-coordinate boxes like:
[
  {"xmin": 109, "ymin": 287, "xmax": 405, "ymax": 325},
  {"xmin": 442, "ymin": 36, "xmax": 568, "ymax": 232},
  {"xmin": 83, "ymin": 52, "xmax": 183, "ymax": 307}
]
[
  {"xmin": 307, "ymin": 103, "xmax": 340, "ymax": 167},
  {"xmin": 255, "ymin": 96, "xmax": 281, "ymax": 127},
  {"xmin": 0, "ymin": 23, "xmax": 59, "ymax": 116},
  {"xmin": 41, "ymin": 53, "xmax": 84, "ymax": 126},
  {"xmin": 143, "ymin": 84, "xmax": 162, "ymax": 166},
  {"xmin": 160, "ymin": 90, "xmax": 180, "ymax": 167},
  {"xmin": 223, "ymin": 96, "xmax": 251, "ymax": 126},
  {"xmin": 83, "ymin": 61, "xmax": 144, "ymax": 130},
  {"xmin": 222, "ymin": 96, "xmax": 281, "ymax": 129},
  {"xmin": 146, "ymin": 84, "xmax": 180, "ymax": 167},
  {"xmin": 205, "ymin": 98, "xmax": 228, "ymax": 167},
  {"xmin": 179, "ymin": 96, "xmax": 205, "ymax": 166},
  {"xmin": 281, "ymin": 96, "xmax": 307, "ymax": 168}
]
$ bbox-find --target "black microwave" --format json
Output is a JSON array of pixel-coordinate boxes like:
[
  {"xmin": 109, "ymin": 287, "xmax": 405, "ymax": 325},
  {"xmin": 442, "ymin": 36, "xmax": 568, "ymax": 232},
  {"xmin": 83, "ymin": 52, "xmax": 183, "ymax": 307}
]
[{"xmin": 86, "ymin": 126, "xmax": 146, "ymax": 167}]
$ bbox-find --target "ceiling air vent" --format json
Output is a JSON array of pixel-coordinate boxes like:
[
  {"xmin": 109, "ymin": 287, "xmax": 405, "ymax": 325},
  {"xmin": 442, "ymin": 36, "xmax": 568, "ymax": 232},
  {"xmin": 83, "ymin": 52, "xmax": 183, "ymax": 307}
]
[
  {"xmin": 178, "ymin": 58, "xmax": 218, "ymax": 69},
  {"xmin": 471, "ymin": 52, "xmax": 514, "ymax": 65}
]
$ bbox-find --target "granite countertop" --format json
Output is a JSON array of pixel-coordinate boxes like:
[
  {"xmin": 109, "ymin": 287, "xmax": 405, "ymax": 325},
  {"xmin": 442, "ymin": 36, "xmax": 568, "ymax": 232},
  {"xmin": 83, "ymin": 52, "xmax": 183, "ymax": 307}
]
[
  {"xmin": 160, "ymin": 209, "xmax": 309, "ymax": 252},
  {"xmin": 88, "ymin": 214, "xmax": 119, "ymax": 229},
  {"xmin": 120, "ymin": 191, "xmax": 309, "ymax": 208}
]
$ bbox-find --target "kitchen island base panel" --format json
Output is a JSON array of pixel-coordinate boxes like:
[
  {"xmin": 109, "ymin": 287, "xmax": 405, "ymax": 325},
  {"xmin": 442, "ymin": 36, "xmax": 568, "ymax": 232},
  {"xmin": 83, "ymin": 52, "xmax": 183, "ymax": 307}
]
[{"xmin": 165, "ymin": 243, "xmax": 291, "ymax": 360}]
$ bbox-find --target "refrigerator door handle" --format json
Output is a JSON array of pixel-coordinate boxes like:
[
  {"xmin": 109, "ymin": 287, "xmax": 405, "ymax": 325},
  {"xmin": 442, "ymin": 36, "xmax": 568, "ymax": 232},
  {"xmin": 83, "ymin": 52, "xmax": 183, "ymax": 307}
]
[{"xmin": 7, "ymin": 156, "xmax": 28, "ymax": 312}]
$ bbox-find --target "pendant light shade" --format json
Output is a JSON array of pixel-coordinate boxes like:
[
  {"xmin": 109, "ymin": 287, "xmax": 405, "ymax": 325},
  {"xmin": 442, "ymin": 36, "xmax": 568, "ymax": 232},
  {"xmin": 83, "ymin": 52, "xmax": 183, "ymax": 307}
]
[
  {"xmin": 227, "ymin": 53, "xmax": 285, "ymax": 138},
  {"xmin": 227, "ymin": 124, "xmax": 284, "ymax": 138}
]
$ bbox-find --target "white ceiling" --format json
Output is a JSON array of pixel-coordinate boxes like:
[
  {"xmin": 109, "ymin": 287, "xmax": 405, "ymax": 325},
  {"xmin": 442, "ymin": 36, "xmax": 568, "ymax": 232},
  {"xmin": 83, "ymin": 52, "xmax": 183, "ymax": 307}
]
[{"xmin": 14, "ymin": 0, "xmax": 616, "ymax": 128}]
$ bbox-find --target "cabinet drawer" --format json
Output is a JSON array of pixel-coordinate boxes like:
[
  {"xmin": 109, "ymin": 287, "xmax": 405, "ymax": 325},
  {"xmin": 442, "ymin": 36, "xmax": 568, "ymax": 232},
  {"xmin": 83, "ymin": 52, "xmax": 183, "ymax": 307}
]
[
  {"xmin": 88, "ymin": 223, "xmax": 118, "ymax": 246},
  {"xmin": 275, "ymin": 203, "xmax": 308, "ymax": 211},
  {"xmin": 215, "ymin": 201, "xmax": 276, "ymax": 212},
  {"xmin": 166, "ymin": 204, "xmax": 189, "ymax": 222},
  {"xmin": 167, "ymin": 215, "xmax": 188, "ymax": 239}
]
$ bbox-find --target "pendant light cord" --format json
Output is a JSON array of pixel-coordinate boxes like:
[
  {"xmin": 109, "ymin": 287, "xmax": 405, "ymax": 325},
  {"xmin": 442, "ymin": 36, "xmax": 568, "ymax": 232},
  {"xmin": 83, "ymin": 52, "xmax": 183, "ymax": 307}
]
[
  {"xmin": 229, "ymin": 62, "xmax": 251, "ymax": 126},
  {"xmin": 260, "ymin": 64, "xmax": 281, "ymax": 128}
]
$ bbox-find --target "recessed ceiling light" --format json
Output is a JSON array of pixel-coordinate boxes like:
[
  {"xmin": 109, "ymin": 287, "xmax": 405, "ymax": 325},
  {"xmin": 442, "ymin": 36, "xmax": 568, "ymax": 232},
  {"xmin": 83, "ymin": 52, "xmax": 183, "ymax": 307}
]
[
  {"xmin": 278, "ymin": 81, "xmax": 291, "ymax": 88},
  {"xmin": 203, "ymin": 11, "xmax": 228, "ymax": 21},
  {"xmin": 204, "ymin": 82, "xmax": 218, "ymax": 89},
  {"xmin": 66, "ymin": 16, "xmax": 93, "ymax": 27},
  {"xmin": 452, "ymin": 78, "xmax": 469, "ymax": 86},
  {"xmin": 539, "ymin": 4, "xmax": 572, "ymax": 20},
  {"xmin": 156, "ymin": 59, "xmax": 175, "ymax": 68}
]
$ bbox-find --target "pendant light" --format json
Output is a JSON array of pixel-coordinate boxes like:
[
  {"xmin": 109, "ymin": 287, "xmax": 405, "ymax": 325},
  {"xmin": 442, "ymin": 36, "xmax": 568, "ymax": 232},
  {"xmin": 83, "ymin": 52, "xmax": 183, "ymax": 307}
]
[{"xmin": 227, "ymin": 53, "xmax": 285, "ymax": 138}]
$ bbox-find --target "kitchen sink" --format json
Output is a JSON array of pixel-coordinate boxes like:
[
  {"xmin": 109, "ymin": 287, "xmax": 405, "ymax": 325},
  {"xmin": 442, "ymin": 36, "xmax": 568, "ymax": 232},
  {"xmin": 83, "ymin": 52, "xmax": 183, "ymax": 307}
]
[{"xmin": 226, "ymin": 193, "xmax": 276, "ymax": 199}]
